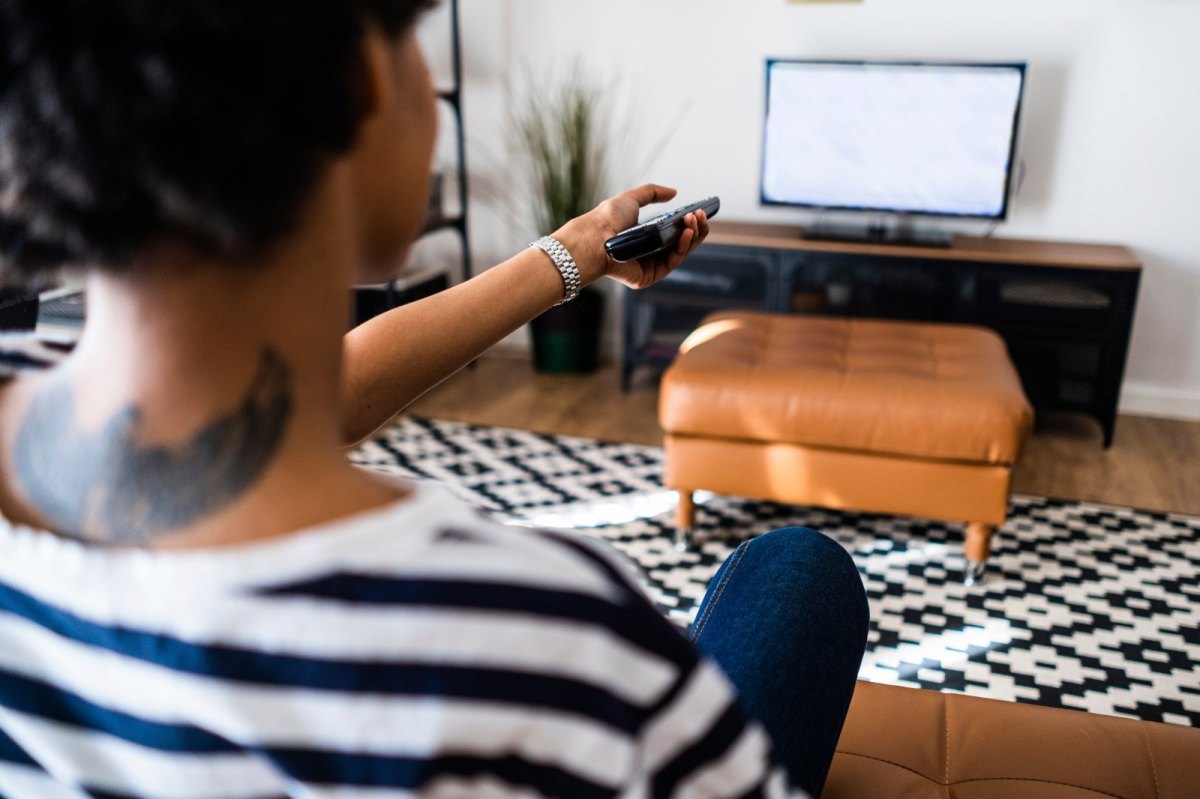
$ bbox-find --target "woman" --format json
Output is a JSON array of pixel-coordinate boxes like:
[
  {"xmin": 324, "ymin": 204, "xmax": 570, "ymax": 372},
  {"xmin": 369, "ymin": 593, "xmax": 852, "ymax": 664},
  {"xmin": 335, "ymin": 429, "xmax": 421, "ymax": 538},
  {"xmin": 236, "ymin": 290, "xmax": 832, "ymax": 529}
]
[{"xmin": 0, "ymin": 2, "xmax": 867, "ymax": 796}]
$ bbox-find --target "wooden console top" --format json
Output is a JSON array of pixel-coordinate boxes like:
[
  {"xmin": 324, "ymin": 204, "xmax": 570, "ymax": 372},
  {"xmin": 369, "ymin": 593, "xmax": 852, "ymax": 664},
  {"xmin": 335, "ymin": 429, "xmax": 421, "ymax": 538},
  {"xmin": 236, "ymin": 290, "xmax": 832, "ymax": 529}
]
[{"xmin": 707, "ymin": 221, "xmax": 1141, "ymax": 272}]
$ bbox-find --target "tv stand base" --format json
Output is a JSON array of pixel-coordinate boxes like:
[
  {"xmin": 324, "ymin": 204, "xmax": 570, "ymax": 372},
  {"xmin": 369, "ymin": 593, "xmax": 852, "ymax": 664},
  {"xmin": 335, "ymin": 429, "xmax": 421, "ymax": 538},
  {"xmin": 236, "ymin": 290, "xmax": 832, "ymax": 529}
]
[{"xmin": 805, "ymin": 220, "xmax": 954, "ymax": 248}]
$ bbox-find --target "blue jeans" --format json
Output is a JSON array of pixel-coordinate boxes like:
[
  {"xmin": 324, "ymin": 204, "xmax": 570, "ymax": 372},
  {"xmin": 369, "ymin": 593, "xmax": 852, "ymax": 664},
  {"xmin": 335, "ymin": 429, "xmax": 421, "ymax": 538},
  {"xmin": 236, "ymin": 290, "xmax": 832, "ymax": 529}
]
[{"xmin": 690, "ymin": 528, "xmax": 869, "ymax": 798}]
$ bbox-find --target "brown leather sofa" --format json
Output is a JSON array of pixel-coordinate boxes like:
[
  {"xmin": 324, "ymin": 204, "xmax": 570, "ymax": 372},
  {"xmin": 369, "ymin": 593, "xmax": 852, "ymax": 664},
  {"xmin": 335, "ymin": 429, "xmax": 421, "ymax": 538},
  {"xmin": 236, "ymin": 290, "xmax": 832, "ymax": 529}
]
[{"xmin": 825, "ymin": 680, "xmax": 1200, "ymax": 798}]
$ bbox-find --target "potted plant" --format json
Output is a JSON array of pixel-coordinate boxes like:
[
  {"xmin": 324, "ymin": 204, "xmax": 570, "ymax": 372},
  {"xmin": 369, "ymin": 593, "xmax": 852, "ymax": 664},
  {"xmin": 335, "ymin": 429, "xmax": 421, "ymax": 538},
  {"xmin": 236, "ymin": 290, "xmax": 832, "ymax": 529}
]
[{"xmin": 514, "ymin": 71, "xmax": 608, "ymax": 374}]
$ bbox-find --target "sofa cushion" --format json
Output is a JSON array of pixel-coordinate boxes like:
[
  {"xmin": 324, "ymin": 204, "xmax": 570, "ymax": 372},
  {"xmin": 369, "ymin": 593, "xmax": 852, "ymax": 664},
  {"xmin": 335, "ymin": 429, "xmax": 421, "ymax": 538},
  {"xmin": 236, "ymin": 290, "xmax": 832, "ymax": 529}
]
[{"xmin": 823, "ymin": 680, "xmax": 1200, "ymax": 798}]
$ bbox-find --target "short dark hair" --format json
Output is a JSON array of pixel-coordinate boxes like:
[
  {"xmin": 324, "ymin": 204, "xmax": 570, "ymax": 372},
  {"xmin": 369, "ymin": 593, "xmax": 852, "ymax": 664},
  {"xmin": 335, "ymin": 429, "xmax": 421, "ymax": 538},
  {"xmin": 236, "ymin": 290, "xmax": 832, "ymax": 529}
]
[{"xmin": 0, "ymin": 0, "xmax": 436, "ymax": 283}]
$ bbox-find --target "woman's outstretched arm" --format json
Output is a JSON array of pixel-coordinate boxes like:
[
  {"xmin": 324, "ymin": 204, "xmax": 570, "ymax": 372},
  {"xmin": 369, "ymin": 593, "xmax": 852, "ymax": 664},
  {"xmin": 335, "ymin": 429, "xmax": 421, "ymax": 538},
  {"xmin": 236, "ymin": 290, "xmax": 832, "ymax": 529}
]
[{"xmin": 341, "ymin": 184, "xmax": 710, "ymax": 445}]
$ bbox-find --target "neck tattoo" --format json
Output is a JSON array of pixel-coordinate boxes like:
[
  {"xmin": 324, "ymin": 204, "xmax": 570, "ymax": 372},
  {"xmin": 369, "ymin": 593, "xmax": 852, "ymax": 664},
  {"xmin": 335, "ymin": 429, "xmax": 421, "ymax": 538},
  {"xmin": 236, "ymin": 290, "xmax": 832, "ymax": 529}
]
[{"xmin": 14, "ymin": 347, "xmax": 293, "ymax": 544}]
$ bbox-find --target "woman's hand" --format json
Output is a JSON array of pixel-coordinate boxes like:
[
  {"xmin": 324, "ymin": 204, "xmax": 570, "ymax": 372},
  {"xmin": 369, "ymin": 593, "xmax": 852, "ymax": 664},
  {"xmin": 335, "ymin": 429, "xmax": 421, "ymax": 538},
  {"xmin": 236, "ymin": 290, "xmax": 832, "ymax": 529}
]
[{"xmin": 551, "ymin": 184, "xmax": 711, "ymax": 291}]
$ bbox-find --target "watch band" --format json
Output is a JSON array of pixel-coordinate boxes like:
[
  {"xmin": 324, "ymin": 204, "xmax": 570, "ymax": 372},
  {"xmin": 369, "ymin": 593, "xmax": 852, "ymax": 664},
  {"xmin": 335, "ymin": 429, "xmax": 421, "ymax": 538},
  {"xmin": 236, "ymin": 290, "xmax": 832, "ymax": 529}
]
[{"xmin": 530, "ymin": 235, "xmax": 582, "ymax": 305}]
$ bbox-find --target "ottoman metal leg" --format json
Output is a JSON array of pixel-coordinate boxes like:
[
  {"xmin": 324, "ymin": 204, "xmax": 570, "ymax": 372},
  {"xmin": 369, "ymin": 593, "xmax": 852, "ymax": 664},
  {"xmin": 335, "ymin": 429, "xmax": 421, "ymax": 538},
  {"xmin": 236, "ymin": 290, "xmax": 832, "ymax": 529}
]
[
  {"xmin": 675, "ymin": 491, "xmax": 696, "ymax": 551},
  {"xmin": 964, "ymin": 522, "xmax": 995, "ymax": 586}
]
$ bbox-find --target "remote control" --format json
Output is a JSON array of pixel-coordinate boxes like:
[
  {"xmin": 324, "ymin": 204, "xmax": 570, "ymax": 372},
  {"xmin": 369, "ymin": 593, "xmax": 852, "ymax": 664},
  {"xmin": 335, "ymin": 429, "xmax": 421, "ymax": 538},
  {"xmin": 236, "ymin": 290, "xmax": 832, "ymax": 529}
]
[{"xmin": 604, "ymin": 196, "xmax": 720, "ymax": 262}]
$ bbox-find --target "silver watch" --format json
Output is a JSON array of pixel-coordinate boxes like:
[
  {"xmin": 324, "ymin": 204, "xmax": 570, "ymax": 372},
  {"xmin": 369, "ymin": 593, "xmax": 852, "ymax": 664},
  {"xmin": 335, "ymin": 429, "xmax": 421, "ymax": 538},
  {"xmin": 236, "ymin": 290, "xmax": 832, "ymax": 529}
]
[{"xmin": 530, "ymin": 235, "xmax": 582, "ymax": 304}]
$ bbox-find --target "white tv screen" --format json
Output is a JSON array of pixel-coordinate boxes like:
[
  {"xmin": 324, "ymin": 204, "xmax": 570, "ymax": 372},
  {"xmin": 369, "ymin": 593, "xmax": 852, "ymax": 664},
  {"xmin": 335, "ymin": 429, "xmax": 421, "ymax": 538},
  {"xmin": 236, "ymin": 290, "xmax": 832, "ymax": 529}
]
[{"xmin": 761, "ymin": 61, "xmax": 1026, "ymax": 219}]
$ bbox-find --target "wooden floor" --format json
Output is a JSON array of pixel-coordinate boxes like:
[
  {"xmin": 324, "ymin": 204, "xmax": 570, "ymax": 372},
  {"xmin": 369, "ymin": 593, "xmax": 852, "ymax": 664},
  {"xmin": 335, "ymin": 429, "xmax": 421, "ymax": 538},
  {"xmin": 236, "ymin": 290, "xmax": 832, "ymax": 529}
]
[{"xmin": 408, "ymin": 354, "xmax": 1200, "ymax": 516}]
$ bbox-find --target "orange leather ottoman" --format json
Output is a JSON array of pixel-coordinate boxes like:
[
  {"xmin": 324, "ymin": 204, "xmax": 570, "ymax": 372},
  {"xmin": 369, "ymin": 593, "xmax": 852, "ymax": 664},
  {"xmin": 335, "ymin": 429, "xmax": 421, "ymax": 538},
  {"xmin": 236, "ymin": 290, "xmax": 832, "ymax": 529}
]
[
  {"xmin": 659, "ymin": 312, "xmax": 1034, "ymax": 583},
  {"xmin": 825, "ymin": 680, "xmax": 1200, "ymax": 798}
]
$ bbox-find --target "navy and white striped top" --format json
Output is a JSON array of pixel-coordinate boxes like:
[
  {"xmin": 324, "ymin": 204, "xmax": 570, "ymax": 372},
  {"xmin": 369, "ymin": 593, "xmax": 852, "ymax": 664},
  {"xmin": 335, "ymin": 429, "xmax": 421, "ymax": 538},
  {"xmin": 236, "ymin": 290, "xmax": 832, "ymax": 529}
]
[{"xmin": 0, "ymin": 334, "xmax": 803, "ymax": 798}]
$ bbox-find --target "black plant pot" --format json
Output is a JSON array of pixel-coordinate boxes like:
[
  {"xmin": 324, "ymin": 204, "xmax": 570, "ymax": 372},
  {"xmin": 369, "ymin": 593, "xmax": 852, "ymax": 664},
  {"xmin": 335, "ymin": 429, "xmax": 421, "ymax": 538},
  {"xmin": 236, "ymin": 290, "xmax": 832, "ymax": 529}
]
[{"xmin": 529, "ymin": 287, "xmax": 605, "ymax": 374}]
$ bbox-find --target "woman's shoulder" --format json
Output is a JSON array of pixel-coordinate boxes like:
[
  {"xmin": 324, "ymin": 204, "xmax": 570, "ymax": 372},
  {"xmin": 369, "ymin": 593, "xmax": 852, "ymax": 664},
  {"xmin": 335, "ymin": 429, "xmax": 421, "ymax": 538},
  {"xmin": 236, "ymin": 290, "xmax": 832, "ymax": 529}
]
[{"xmin": 0, "ymin": 331, "xmax": 72, "ymax": 380}]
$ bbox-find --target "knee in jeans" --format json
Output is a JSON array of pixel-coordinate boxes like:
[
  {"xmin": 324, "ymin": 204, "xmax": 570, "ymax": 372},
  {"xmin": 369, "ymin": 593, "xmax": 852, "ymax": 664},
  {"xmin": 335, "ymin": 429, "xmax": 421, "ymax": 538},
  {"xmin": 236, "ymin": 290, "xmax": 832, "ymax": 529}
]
[
  {"xmin": 754, "ymin": 526, "xmax": 852, "ymax": 571},
  {"xmin": 752, "ymin": 528, "xmax": 867, "ymax": 610}
]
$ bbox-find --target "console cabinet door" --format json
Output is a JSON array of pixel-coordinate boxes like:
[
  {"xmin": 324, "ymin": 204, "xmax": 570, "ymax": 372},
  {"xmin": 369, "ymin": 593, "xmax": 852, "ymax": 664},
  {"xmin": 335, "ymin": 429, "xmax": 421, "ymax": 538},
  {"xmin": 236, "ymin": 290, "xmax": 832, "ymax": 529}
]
[
  {"xmin": 781, "ymin": 253, "xmax": 958, "ymax": 321},
  {"xmin": 622, "ymin": 246, "xmax": 777, "ymax": 389},
  {"xmin": 638, "ymin": 246, "xmax": 777, "ymax": 310},
  {"xmin": 954, "ymin": 265, "xmax": 1139, "ymax": 444}
]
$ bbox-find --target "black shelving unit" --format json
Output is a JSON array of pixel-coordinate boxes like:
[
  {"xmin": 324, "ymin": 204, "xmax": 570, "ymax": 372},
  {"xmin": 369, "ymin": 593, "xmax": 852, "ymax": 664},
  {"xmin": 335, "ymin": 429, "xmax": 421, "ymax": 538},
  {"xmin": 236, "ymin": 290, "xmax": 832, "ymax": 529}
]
[
  {"xmin": 355, "ymin": 0, "xmax": 471, "ymax": 325},
  {"xmin": 432, "ymin": 0, "xmax": 471, "ymax": 284}
]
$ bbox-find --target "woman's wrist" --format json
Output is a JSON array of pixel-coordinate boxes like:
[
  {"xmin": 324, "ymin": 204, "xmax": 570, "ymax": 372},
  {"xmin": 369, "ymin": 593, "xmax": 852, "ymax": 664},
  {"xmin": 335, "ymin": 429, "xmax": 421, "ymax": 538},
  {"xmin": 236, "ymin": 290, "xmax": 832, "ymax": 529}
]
[
  {"xmin": 529, "ymin": 236, "xmax": 582, "ymax": 304},
  {"xmin": 550, "ymin": 217, "xmax": 611, "ymax": 288},
  {"xmin": 517, "ymin": 245, "xmax": 578, "ymax": 310}
]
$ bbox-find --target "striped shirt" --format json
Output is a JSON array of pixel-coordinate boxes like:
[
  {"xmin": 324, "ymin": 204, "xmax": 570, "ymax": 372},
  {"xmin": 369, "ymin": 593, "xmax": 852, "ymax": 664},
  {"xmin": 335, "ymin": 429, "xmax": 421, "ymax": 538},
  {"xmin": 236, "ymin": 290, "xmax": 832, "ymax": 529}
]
[{"xmin": 0, "ymin": 333, "xmax": 803, "ymax": 798}]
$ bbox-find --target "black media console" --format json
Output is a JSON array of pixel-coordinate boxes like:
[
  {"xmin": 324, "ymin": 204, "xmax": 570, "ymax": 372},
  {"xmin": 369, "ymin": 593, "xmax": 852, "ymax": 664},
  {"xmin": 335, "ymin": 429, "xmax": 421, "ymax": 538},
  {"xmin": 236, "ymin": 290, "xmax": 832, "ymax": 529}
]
[{"xmin": 623, "ymin": 221, "xmax": 1142, "ymax": 448}]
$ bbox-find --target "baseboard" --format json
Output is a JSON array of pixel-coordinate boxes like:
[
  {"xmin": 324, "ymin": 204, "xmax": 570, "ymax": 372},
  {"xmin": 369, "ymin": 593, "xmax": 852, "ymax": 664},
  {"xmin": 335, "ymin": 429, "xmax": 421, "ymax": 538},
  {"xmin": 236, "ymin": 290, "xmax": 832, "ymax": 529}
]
[
  {"xmin": 487, "ymin": 337, "xmax": 531, "ymax": 359},
  {"xmin": 483, "ymin": 343, "xmax": 1200, "ymax": 425},
  {"xmin": 472, "ymin": 353, "xmax": 1200, "ymax": 422},
  {"xmin": 1119, "ymin": 382, "xmax": 1200, "ymax": 422}
]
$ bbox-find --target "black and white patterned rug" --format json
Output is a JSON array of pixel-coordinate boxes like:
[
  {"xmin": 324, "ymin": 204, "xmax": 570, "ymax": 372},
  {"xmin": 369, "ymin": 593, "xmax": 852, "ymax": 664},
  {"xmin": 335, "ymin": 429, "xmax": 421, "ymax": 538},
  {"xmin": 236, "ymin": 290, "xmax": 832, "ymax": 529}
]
[{"xmin": 351, "ymin": 417, "xmax": 1200, "ymax": 727}]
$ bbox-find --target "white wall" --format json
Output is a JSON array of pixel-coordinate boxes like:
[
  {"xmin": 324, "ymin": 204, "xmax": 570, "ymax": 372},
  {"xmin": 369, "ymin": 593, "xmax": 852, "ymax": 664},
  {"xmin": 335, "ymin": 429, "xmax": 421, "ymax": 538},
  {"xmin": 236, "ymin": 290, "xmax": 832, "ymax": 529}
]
[{"xmin": 423, "ymin": 0, "xmax": 1200, "ymax": 420}]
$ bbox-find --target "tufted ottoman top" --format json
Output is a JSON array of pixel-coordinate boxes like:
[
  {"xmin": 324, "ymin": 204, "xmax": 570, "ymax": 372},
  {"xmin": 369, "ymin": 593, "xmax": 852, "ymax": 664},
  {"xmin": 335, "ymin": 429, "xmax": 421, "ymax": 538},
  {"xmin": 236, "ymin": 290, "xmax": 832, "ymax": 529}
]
[{"xmin": 659, "ymin": 312, "xmax": 1033, "ymax": 464}]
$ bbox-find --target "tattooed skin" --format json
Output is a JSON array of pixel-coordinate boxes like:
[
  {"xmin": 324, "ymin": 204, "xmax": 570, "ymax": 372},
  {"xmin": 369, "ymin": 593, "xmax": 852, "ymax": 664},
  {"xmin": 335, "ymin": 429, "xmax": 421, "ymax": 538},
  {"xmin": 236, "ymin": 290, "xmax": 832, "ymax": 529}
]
[{"xmin": 14, "ymin": 348, "xmax": 292, "ymax": 543}]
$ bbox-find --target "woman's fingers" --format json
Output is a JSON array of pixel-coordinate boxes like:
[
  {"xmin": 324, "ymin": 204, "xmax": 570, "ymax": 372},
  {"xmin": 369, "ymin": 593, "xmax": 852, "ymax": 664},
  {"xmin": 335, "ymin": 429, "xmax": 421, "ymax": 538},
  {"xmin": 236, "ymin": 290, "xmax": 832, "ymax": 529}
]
[
  {"xmin": 676, "ymin": 210, "xmax": 705, "ymax": 258},
  {"xmin": 655, "ymin": 212, "xmax": 700, "ymax": 272},
  {"xmin": 677, "ymin": 214, "xmax": 695, "ymax": 253},
  {"xmin": 622, "ymin": 183, "xmax": 678, "ymax": 209}
]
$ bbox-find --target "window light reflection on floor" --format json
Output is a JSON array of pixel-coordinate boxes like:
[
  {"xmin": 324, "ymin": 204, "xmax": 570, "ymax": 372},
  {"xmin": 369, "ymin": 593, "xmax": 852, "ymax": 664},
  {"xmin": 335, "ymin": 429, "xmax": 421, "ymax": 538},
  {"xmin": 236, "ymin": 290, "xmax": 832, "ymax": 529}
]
[
  {"xmin": 504, "ymin": 490, "xmax": 689, "ymax": 530},
  {"xmin": 859, "ymin": 618, "xmax": 1018, "ymax": 684}
]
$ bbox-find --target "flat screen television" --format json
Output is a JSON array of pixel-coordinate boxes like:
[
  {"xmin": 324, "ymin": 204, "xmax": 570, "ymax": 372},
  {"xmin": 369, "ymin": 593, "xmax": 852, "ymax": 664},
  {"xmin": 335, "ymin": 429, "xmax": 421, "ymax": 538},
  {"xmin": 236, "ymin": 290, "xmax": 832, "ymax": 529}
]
[{"xmin": 761, "ymin": 59, "xmax": 1027, "ymax": 221}]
